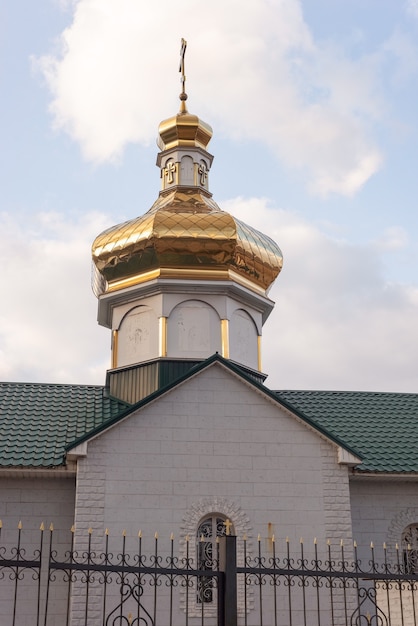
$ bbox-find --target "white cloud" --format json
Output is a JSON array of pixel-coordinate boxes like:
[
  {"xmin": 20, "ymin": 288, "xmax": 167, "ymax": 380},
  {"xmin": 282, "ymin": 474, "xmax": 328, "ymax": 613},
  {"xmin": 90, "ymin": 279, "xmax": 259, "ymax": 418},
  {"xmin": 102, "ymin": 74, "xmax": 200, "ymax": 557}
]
[
  {"xmin": 36, "ymin": 0, "xmax": 389, "ymax": 196},
  {"xmin": 223, "ymin": 197, "xmax": 418, "ymax": 391},
  {"xmin": 372, "ymin": 226, "xmax": 409, "ymax": 251},
  {"xmin": 0, "ymin": 211, "xmax": 110, "ymax": 384},
  {"xmin": 1, "ymin": 204, "xmax": 417, "ymax": 392},
  {"xmin": 406, "ymin": 0, "xmax": 418, "ymax": 19}
]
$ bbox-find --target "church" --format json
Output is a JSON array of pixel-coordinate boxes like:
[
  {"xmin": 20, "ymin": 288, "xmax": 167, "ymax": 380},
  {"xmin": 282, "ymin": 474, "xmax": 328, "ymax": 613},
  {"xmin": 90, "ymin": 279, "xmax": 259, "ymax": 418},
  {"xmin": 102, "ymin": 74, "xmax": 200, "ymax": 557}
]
[{"xmin": 1, "ymin": 43, "xmax": 418, "ymax": 625}]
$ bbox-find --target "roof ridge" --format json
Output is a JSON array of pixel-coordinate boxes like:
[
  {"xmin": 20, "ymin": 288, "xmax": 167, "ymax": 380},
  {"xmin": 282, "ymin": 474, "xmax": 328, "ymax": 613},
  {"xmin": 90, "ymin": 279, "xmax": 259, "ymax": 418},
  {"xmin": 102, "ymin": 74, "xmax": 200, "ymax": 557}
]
[
  {"xmin": 0, "ymin": 381, "xmax": 106, "ymax": 389},
  {"xmin": 274, "ymin": 389, "xmax": 418, "ymax": 397}
]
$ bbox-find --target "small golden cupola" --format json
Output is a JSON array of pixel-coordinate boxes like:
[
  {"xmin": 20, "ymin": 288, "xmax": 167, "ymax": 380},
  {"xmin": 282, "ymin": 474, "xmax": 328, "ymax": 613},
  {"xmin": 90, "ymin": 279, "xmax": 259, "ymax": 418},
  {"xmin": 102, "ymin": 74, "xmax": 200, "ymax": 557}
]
[{"xmin": 91, "ymin": 40, "xmax": 283, "ymax": 403}]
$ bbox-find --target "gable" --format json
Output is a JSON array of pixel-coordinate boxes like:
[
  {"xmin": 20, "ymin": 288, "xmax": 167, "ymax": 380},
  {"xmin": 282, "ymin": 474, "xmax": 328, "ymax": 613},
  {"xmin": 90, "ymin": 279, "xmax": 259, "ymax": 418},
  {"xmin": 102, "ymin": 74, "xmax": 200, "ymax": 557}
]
[
  {"xmin": 68, "ymin": 361, "xmax": 359, "ymax": 467},
  {"xmin": 69, "ymin": 362, "xmax": 357, "ymax": 545}
]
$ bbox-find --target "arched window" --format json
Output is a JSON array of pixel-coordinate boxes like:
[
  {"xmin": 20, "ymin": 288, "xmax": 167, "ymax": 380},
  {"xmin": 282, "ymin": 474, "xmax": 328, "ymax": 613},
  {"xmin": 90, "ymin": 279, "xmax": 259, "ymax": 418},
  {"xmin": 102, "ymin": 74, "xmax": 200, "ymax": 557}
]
[
  {"xmin": 196, "ymin": 515, "xmax": 234, "ymax": 604},
  {"xmin": 402, "ymin": 524, "xmax": 418, "ymax": 573}
]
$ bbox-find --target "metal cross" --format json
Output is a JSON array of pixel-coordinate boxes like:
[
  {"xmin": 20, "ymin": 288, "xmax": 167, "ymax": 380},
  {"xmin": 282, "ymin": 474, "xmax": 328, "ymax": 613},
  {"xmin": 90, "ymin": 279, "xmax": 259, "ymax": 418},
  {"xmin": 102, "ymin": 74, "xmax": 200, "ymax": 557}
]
[
  {"xmin": 179, "ymin": 38, "xmax": 187, "ymax": 93},
  {"xmin": 198, "ymin": 162, "xmax": 208, "ymax": 186},
  {"xmin": 165, "ymin": 162, "xmax": 176, "ymax": 184},
  {"xmin": 224, "ymin": 519, "xmax": 233, "ymax": 536}
]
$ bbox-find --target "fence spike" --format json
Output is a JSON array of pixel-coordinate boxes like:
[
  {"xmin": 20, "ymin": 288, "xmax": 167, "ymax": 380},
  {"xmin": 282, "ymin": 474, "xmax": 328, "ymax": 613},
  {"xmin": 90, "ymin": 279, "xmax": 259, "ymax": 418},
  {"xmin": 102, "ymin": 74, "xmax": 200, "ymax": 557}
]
[
  {"xmin": 314, "ymin": 537, "xmax": 317, "ymax": 545},
  {"xmin": 257, "ymin": 534, "xmax": 261, "ymax": 542},
  {"xmin": 396, "ymin": 543, "xmax": 399, "ymax": 550},
  {"xmin": 155, "ymin": 532, "xmax": 158, "ymax": 539},
  {"xmin": 371, "ymin": 541, "xmax": 374, "ymax": 549},
  {"xmin": 105, "ymin": 528, "xmax": 109, "ymax": 536},
  {"xmin": 70, "ymin": 525, "xmax": 75, "ymax": 533},
  {"xmin": 354, "ymin": 540, "xmax": 357, "ymax": 548},
  {"xmin": 286, "ymin": 536, "xmax": 289, "ymax": 543},
  {"xmin": 18, "ymin": 520, "xmax": 22, "ymax": 530},
  {"xmin": 49, "ymin": 523, "xmax": 54, "ymax": 532},
  {"xmin": 300, "ymin": 537, "xmax": 304, "ymax": 544},
  {"xmin": 272, "ymin": 534, "xmax": 275, "ymax": 543},
  {"xmin": 383, "ymin": 542, "xmax": 387, "ymax": 549},
  {"xmin": 40, "ymin": 522, "xmax": 45, "ymax": 531},
  {"xmin": 327, "ymin": 539, "xmax": 330, "ymax": 546},
  {"xmin": 186, "ymin": 535, "xmax": 189, "ymax": 543},
  {"xmin": 0, "ymin": 520, "xmax": 2, "ymax": 529},
  {"xmin": 88, "ymin": 527, "xmax": 93, "ymax": 535},
  {"xmin": 243, "ymin": 533, "xmax": 247, "ymax": 541},
  {"xmin": 138, "ymin": 530, "xmax": 142, "ymax": 538},
  {"xmin": 340, "ymin": 539, "xmax": 344, "ymax": 547},
  {"xmin": 122, "ymin": 529, "xmax": 126, "ymax": 537},
  {"xmin": 170, "ymin": 532, "xmax": 174, "ymax": 541}
]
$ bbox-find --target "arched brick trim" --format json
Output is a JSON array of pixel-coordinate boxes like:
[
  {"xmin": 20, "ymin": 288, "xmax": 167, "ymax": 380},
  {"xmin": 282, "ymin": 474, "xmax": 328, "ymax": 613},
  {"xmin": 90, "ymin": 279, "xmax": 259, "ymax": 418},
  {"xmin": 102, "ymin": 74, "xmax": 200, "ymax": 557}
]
[
  {"xmin": 179, "ymin": 497, "xmax": 253, "ymax": 617},
  {"xmin": 386, "ymin": 508, "xmax": 418, "ymax": 563}
]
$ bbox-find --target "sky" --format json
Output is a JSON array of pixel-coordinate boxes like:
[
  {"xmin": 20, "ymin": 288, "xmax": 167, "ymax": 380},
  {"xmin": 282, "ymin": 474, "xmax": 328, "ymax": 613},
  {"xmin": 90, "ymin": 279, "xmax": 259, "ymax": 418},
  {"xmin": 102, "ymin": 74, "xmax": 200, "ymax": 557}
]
[{"xmin": 1, "ymin": 0, "xmax": 418, "ymax": 391}]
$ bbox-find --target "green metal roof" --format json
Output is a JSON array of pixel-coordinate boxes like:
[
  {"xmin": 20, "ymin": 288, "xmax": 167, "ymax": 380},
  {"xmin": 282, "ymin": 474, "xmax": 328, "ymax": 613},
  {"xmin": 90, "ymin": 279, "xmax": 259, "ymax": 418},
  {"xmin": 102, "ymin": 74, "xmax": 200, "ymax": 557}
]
[
  {"xmin": 0, "ymin": 360, "xmax": 417, "ymax": 474},
  {"xmin": 275, "ymin": 390, "xmax": 418, "ymax": 473},
  {"xmin": 0, "ymin": 382, "xmax": 130, "ymax": 468}
]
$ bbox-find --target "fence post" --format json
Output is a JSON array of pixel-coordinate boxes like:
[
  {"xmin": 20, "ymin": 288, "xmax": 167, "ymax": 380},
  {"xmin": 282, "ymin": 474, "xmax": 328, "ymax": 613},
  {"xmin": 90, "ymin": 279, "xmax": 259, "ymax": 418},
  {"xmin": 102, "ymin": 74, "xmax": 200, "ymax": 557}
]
[{"xmin": 218, "ymin": 535, "xmax": 237, "ymax": 626}]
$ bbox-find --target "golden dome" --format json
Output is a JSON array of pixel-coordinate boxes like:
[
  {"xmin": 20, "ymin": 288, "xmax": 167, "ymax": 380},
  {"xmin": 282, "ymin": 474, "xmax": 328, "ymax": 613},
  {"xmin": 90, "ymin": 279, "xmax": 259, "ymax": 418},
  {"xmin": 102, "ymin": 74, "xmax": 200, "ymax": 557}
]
[
  {"xmin": 157, "ymin": 111, "xmax": 213, "ymax": 151},
  {"xmin": 92, "ymin": 51, "xmax": 283, "ymax": 298},
  {"xmin": 92, "ymin": 187, "xmax": 282, "ymax": 296}
]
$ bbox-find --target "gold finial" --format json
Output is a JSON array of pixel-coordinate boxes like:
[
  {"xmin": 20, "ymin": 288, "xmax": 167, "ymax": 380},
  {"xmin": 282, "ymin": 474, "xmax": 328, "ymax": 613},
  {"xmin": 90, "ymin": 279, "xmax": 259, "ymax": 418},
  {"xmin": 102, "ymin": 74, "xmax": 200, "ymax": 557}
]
[
  {"xmin": 49, "ymin": 523, "xmax": 54, "ymax": 532},
  {"xmin": 18, "ymin": 520, "xmax": 22, "ymax": 530},
  {"xmin": 122, "ymin": 529, "xmax": 126, "ymax": 537},
  {"xmin": 224, "ymin": 519, "xmax": 233, "ymax": 536},
  {"xmin": 105, "ymin": 528, "xmax": 109, "ymax": 536},
  {"xmin": 138, "ymin": 530, "xmax": 142, "ymax": 538},
  {"xmin": 40, "ymin": 522, "xmax": 45, "ymax": 531},
  {"xmin": 170, "ymin": 532, "xmax": 174, "ymax": 541},
  {"xmin": 179, "ymin": 38, "xmax": 188, "ymax": 113},
  {"xmin": 70, "ymin": 525, "xmax": 75, "ymax": 533}
]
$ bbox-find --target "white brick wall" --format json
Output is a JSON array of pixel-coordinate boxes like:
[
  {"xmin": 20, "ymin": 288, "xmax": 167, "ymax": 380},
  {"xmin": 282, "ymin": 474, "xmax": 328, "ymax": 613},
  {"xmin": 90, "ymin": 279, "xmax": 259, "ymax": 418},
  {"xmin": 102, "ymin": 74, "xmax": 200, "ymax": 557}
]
[
  {"xmin": 0, "ymin": 476, "xmax": 75, "ymax": 624},
  {"xmin": 71, "ymin": 362, "xmax": 354, "ymax": 625},
  {"xmin": 350, "ymin": 478, "xmax": 418, "ymax": 559},
  {"xmin": 74, "ymin": 365, "xmax": 352, "ymax": 544}
]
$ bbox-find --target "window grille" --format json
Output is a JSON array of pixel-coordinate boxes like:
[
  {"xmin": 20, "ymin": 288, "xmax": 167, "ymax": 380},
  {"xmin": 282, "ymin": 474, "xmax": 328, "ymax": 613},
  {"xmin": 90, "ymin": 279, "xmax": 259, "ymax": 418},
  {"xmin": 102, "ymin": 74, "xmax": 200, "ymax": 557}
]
[
  {"xmin": 402, "ymin": 524, "xmax": 418, "ymax": 573},
  {"xmin": 196, "ymin": 515, "xmax": 233, "ymax": 603}
]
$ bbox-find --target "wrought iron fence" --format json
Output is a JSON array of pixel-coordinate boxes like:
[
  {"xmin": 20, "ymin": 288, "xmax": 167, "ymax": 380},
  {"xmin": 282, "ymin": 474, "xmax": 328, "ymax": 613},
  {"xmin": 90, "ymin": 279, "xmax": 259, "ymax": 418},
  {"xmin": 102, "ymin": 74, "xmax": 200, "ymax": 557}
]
[{"xmin": 1, "ymin": 522, "xmax": 418, "ymax": 625}]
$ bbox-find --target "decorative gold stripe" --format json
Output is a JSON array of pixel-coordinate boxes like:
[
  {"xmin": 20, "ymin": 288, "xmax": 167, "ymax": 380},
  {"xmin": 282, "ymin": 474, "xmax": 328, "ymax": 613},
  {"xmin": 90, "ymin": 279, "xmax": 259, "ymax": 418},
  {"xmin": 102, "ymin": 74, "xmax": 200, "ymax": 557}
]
[
  {"xmin": 159, "ymin": 317, "xmax": 167, "ymax": 357},
  {"xmin": 221, "ymin": 319, "xmax": 230, "ymax": 359},
  {"xmin": 112, "ymin": 330, "xmax": 118, "ymax": 369},
  {"xmin": 257, "ymin": 335, "xmax": 262, "ymax": 372},
  {"xmin": 106, "ymin": 268, "xmax": 268, "ymax": 296}
]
